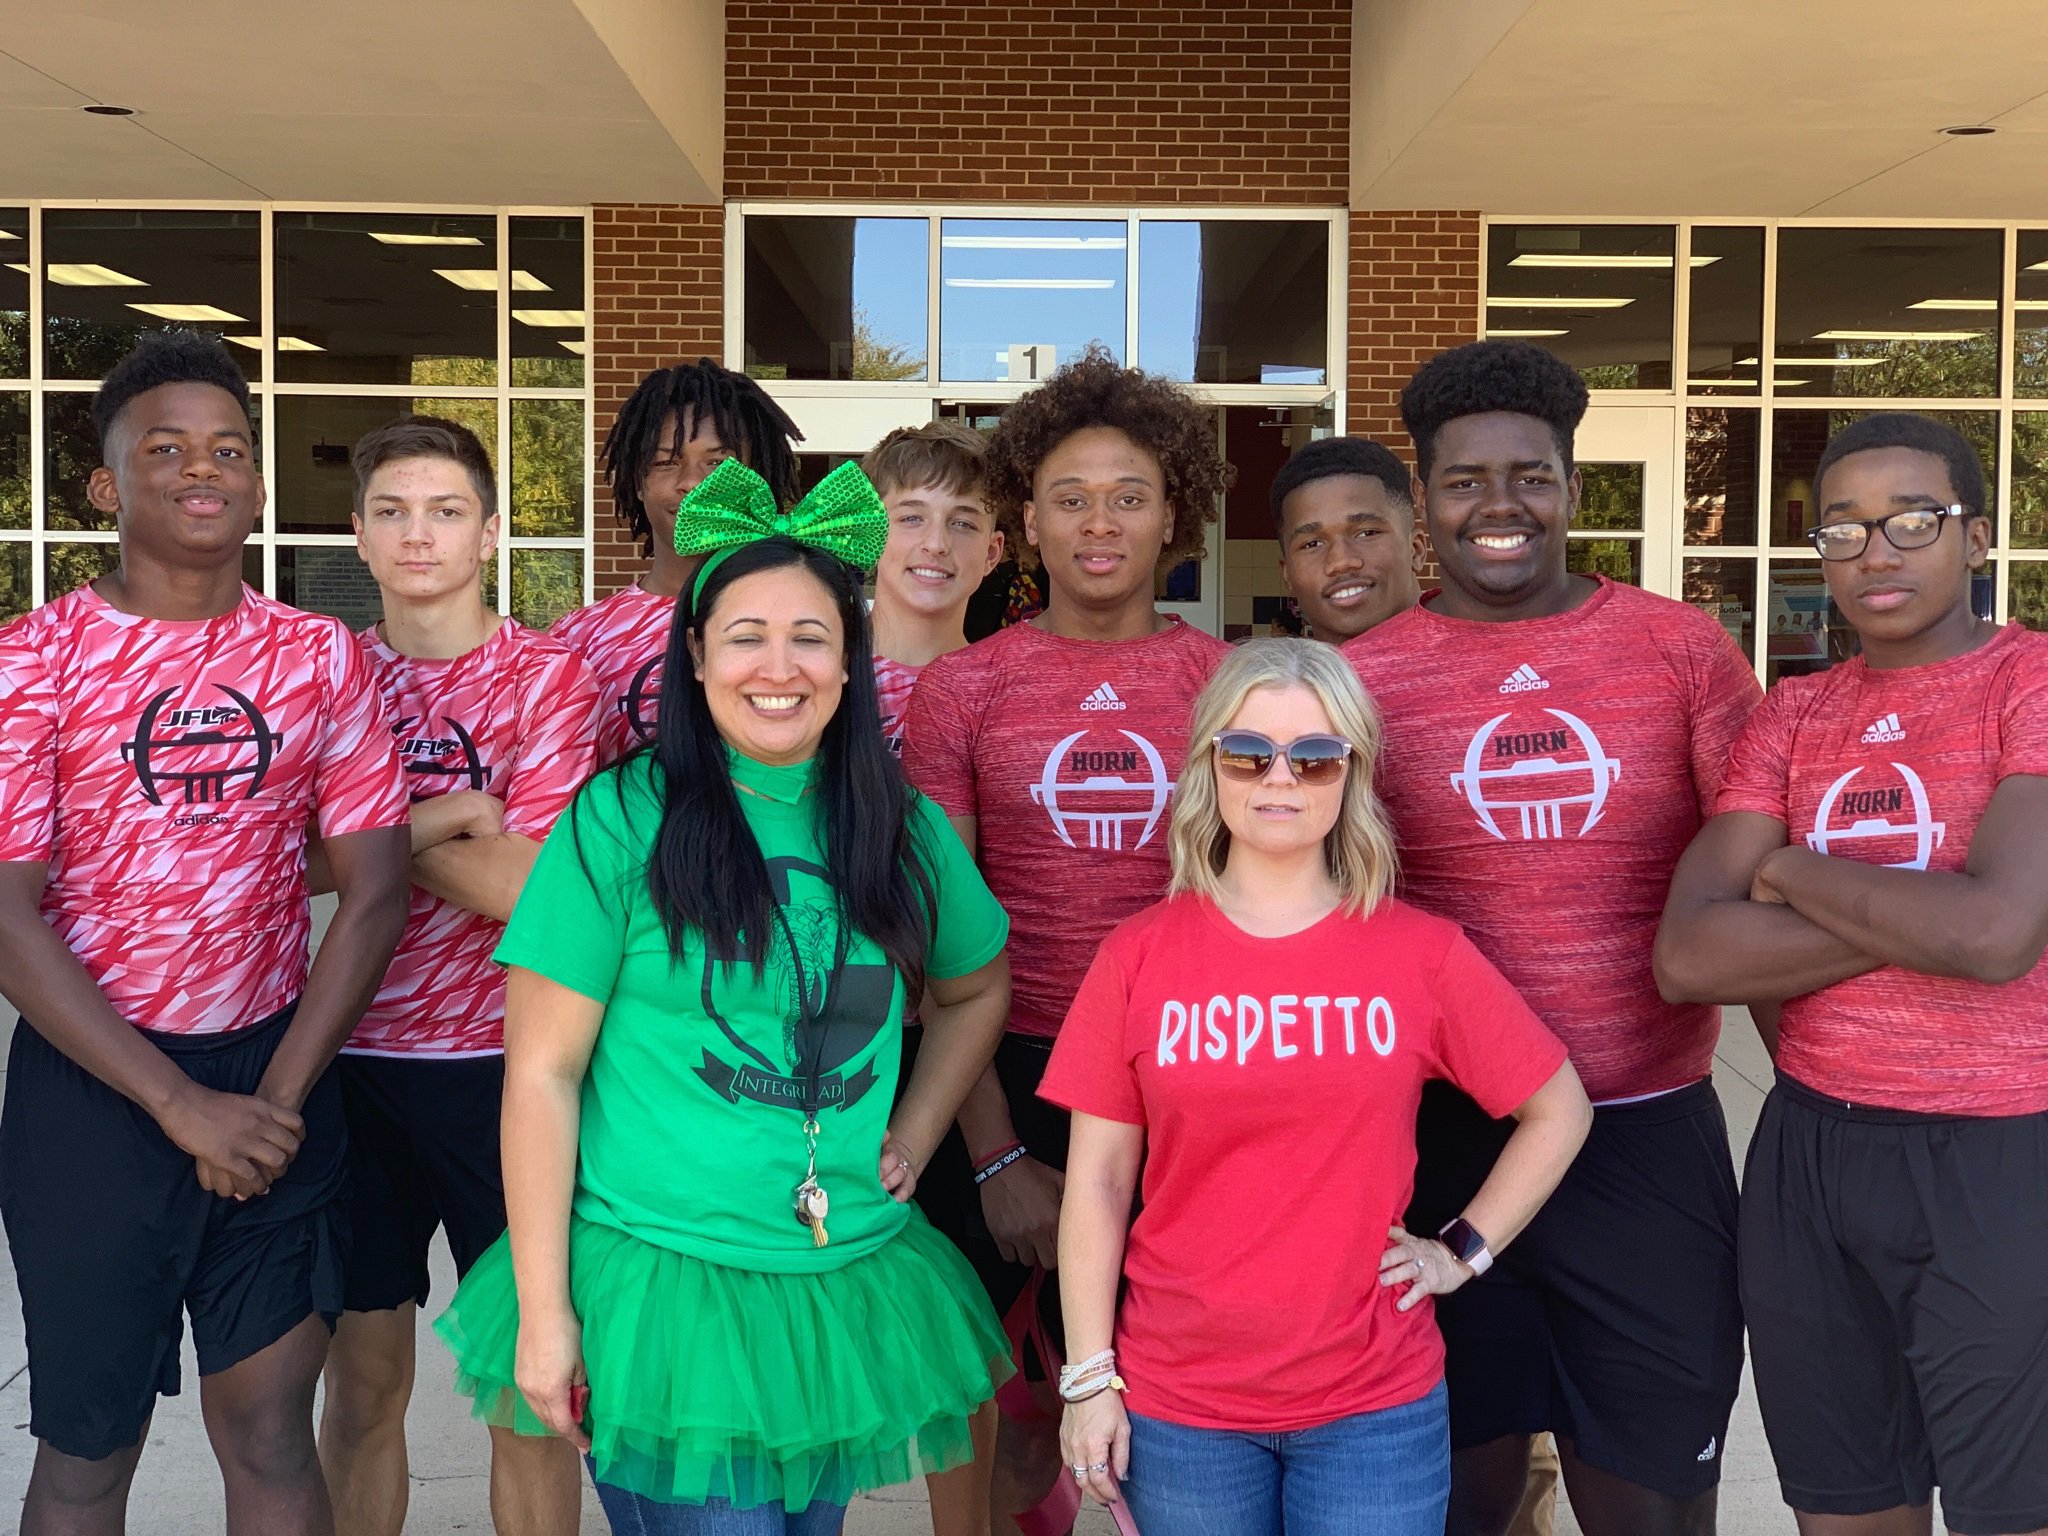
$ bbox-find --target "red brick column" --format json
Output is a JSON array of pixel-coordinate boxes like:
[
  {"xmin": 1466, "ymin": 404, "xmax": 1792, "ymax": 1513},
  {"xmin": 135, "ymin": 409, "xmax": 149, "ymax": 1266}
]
[{"xmin": 1346, "ymin": 211, "xmax": 1483, "ymax": 456}]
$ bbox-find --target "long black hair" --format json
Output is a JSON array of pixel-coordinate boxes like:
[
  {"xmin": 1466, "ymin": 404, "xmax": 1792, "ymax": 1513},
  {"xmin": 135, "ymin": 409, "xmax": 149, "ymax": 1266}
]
[{"xmin": 640, "ymin": 536, "xmax": 938, "ymax": 992}]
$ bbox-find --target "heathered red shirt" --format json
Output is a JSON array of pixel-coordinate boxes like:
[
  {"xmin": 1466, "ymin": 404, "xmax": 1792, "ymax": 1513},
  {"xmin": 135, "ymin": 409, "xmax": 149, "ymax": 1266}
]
[
  {"xmin": 549, "ymin": 582, "xmax": 674, "ymax": 767},
  {"xmin": 872, "ymin": 655, "xmax": 922, "ymax": 756},
  {"xmin": 0, "ymin": 584, "xmax": 409, "ymax": 1034},
  {"xmin": 1716, "ymin": 623, "xmax": 2048, "ymax": 1115},
  {"xmin": 902, "ymin": 617, "xmax": 1230, "ymax": 1039},
  {"xmin": 1344, "ymin": 578, "xmax": 1761, "ymax": 1101}
]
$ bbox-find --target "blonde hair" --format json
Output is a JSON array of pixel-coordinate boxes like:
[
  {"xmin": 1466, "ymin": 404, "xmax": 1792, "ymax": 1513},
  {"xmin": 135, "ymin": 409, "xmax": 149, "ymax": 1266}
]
[{"xmin": 1168, "ymin": 638, "xmax": 1398, "ymax": 914}]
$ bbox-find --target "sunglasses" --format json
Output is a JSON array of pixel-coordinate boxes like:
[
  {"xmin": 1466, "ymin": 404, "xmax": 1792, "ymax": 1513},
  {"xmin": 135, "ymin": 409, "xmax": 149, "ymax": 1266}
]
[{"xmin": 1212, "ymin": 730, "xmax": 1354, "ymax": 786}]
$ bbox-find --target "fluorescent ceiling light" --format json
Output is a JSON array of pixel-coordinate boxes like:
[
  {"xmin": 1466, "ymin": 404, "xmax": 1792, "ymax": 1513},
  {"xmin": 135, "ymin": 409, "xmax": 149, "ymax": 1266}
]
[
  {"xmin": 1484, "ymin": 295, "xmax": 1633, "ymax": 309},
  {"xmin": 1686, "ymin": 379, "xmax": 1758, "ymax": 388},
  {"xmin": 371, "ymin": 232, "xmax": 484, "ymax": 247},
  {"xmin": 435, "ymin": 268, "xmax": 550, "ymax": 292},
  {"xmin": 1485, "ymin": 328, "xmax": 1569, "ymax": 338},
  {"xmin": 127, "ymin": 302, "xmax": 245, "ymax": 322},
  {"xmin": 0, "ymin": 230, "xmax": 16, "ymax": 240},
  {"xmin": 944, "ymin": 277, "xmax": 1116, "ymax": 290},
  {"xmin": 1773, "ymin": 356, "xmax": 1885, "ymax": 367},
  {"xmin": 47, "ymin": 263, "xmax": 148, "ymax": 287},
  {"xmin": 558, "ymin": 339, "xmax": 589, "ymax": 356},
  {"xmin": 3, "ymin": 263, "xmax": 26, "ymax": 276},
  {"xmin": 1774, "ymin": 379, "xmax": 1810, "ymax": 387},
  {"xmin": 512, "ymin": 308, "xmax": 586, "ymax": 327},
  {"xmin": 943, "ymin": 235, "xmax": 1126, "ymax": 251},
  {"xmin": 1508, "ymin": 254, "xmax": 1719, "ymax": 269},
  {"xmin": 1813, "ymin": 328, "xmax": 1979, "ymax": 342},
  {"xmin": 1909, "ymin": 298, "xmax": 1995, "ymax": 311},
  {"xmin": 224, "ymin": 335, "xmax": 325, "ymax": 352}
]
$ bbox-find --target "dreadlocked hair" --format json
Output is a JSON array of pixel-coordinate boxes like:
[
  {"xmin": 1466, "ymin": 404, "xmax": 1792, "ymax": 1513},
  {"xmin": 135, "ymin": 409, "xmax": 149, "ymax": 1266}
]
[{"xmin": 599, "ymin": 359, "xmax": 805, "ymax": 555}]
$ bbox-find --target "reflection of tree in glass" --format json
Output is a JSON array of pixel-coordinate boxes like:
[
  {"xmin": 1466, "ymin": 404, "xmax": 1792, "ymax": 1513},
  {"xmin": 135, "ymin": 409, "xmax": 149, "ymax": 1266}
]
[
  {"xmin": 1802, "ymin": 338, "xmax": 1997, "ymax": 400},
  {"xmin": 2011, "ymin": 413, "xmax": 2048, "ymax": 548},
  {"xmin": 1576, "ymin": 463, "xmax": 1644, "ymax": 531},
  {"xmin": 852, "ymin": 306, "xmax": 923, "ymax": 381},
  {"xmin": 44, "ymin": 317, "xmax": 179, "ymax": 382},
  {"xmin": 510, "ymin": 400, "xmax": 583, "ymax": 536},
  {"xmin": 511, "ymin": 549, "xmax": 581, "ymax": 629},
  {"xmin": 1, "ymin": 314, "xmax": 26, "ymax": 379},
  {"xmin": 47, "ymin": 542, "xmax": 120, "ymax": 602},
  {"xmin": 2011, "ymin": 563, "xmax": 2048, "ymax": 630},
  {"xmin": 1566, "ymin": 537, "xmax": 1640, "ymax": 586},
  {"xmin": 0, "ymin": 546, "xmax": 28, "ymax": 623}
]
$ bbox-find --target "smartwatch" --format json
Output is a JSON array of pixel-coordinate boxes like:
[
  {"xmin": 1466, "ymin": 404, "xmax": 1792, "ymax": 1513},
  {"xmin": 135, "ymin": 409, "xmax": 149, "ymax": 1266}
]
[{"xmin": 1437, "ymin": 1216, "xmax": 1493, "ymax": 1277}]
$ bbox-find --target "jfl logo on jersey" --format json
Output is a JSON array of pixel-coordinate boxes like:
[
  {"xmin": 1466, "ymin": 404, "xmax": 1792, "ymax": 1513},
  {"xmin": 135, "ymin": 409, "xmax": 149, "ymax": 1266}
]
[
  {"xmin": 394, "ymin": 715, "xmax": 493, "ymax": 796},
  {"xmin": 1032, "ymin": 727, "xmax": 1173, "ymax": 851},
  {"xmin": 1807, "ymin": 762, "xmax": 1945, "ymax": 870},
  {"xmin": 1451, "ymin": 707, "xmax": 1621, "ymax": 841},
  {"xmin": 121, "ymin": 684, "xmax": 283, "ymax": 805}
]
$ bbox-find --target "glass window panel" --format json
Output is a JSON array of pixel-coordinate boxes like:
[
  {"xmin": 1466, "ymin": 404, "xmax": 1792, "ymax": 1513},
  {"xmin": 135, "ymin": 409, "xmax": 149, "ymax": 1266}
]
[
  {"xmin": 274, "ymin": 545, "xmax": 384, "ymax": 628},
  {"xmin": 1576, "ymin": 462, "xmax": 1644, "ymax": 530},
  {"xmin": 510, "ymin": 399, "xmax": 583, "ymax": 537},
  {"xmin": 941, "ymin": 218, "xmax": 1125, "ymax": 383},
  {"xmin": 276, "ymin": 212, "xmax": 497, "ymax": 386},
  {"xmin": 1684, "ymin": 227, "xmax": 1762, "ymax": 394},
  {"xmin": 1137, "ymin": 220, "xmax": 1329, "ymax": 384},
  {"xmin": 2014, "ymin": 230, "xmax": 2048, "ymax": 397},
  {"xmin": 1768, "ymin": 408, "xmax": 1996, "ymax": 549},
  {"xmin": 45, "ymin": 541, "xmax": 120, "ymax": 602},
  {"xmin": 2014, "ymin": 411, "xmax": 2048, "ymax": 549},
  {"xmin": 511, "ymin": 548, "xmax": 583, "ymax": 629},
  {"xmin": 1773, "ymin": 228, "xmax": 2001, "ymax": 398},
  {"xmin": 744, "ymin": 216, "xmax": 928, "ymax": 382},
  {"xmin": 0, "ymin": 208, "xmax": 28, "ymax": 379},
  {"xmin": 1685, "ymin": 407, "xmax": 1760, "ymax": 545},
  {"xmin": 1683, "ymin": 556, "xmax": 1758, "ymax": 658},
  {"xmin": 2013, "ymin": 561, "xmax": 2048, "ymax": 631},
  {"xmin": 511, "ymin": 216, "xmax": 586, "ymax": 387},
  {"xmin": 0, "ymin": 541, "xmax": 27, "ymax": 624},
  {"xmin": 42, "ymin": 210, "xmax": 260, "ymax": 380},
  {"xmin": 1485, "ymin": 225, "xmax": 1674, "ymax": 390},
  {"xmin": 0, "ymin": 391, "xmax": 27, "ymax": 529},
  {"xmin": 1764, "ymin": 559, "xmax": 1856, "ymax": 685},
  {"xmin": 1566, "ymin": 536, "xmax": 1642, "ymax": 585},
  {"xmin": 45, "ymin": 391, "xmax": 265, "ymax": 533},
  {"xmin": 274, "ymin": 396, "xmax": 495, "ymax": 535}
]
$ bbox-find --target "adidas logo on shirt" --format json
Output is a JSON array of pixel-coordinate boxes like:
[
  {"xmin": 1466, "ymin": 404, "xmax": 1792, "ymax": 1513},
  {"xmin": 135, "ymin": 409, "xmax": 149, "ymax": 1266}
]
[
  {"xmin": 1861, "ymin": 712, "xmax": 1906, "ymax": 744},
  {"xmin": 1697, "ymin": 1436, "xmax": 1717, "ymax": 1463},
  {"xmin": 1080, "ymin": 682, "xmax": 1127, "ymax": 712},
  {"xmin": 1498, "ymin": 664, "xmax": 1551, "ymax": 694}
]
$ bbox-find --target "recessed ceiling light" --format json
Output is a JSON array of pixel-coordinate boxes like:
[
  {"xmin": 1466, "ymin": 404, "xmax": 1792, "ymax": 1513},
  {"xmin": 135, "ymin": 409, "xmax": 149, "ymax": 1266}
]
[
  {"xmin": 1813, "ymin": 328, "xmax": 1979, "ymax": 342},
  {"xmin": 1508, "ymin": 254, "xmax": 1720, "ymax": 269},
  {"xmin": 44, "ymin": 263, "xmax": 147, "ymax": 287},
  {"xmin": 1685, "ymin": 379, "xmax": 1758, "ymax": 388},
  {"xmin": 127, "ymin": 302, "xmax": 246, "ymax": 323},
  {"xmin": 511, "ymin": 309, "xmax": 586, "ymax": 327},
  {"xmin": 1773, "ymin": 356, "xmax": 1885, "ymax": 367},
  {"xmin": 434, "ymin": 268, "xmax": 550, "ymax": 292},
  {"xmin": 558, "ymin": 339, "xmax": 589, "ymax": 356},
  {"xmin": 1909, "ymin": 298, "xmax": 1996, "ymax": 311},
  {"xmin": 943, "ymin": 278, "xmax": 1117, "ymax": 290},
  {"xmin": 1484, "ymin": 295, "xmax": 1634, "ymax": 309},
  {"xmin": 371, "ymin": 232, "xmax": 485, "ymax": 247},
  {"xmin": 1939, "ymin": 124, "xmax": 1996, "ymax": 136},
  {"xmin": 225, "ymin": 334, "xmax": 324, "ymax": 352},
  {"xmin": 1485, "ymin": 328, "xmax": 1570, "ymax": 338},
  {"xmin": 81, "ymin": 104, "xmax": 134, "ymax": 116}
]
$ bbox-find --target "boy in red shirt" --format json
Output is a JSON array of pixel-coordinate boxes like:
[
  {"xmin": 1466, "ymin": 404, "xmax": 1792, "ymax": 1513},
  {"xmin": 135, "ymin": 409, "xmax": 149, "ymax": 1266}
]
[
  {"xmin": 1272, "ymin": 435, "xmax": 1426, "ymax": 643},
  {"xmin": 1657, "ymin": 413, "xmax": 2048, "ymax": 1536},
  {"xmin": 552, "ymin": 359, "xmax": 802, "ymax": 764},
  {"xmin": 1344, "ymin": 341, "xmax": 1760, "ymax": 1536},
  {"xmin": 314, "ymin": 418, "xmax": 599, "ymax": 1536},
  {"xmin": 0, "ymin": 333, "xmax": 411, "ymax": 1533},
  {"xmin": 902, "ymin": 348, "xmax": 1231, "ymax": 1531}
]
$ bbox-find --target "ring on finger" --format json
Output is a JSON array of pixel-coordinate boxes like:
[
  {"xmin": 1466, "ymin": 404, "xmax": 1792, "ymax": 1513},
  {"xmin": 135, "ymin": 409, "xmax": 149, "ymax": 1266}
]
[{"xmin": 1090, "ymin": 1461, "xmax": 1109, "ymax": 1472}]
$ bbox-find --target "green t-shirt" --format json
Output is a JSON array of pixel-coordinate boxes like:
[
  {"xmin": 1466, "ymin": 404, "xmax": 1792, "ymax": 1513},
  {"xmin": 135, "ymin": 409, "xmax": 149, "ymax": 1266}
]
[{"xmin": 495, "ymin": 749, "xmax": 1008, "ymax": 1272}]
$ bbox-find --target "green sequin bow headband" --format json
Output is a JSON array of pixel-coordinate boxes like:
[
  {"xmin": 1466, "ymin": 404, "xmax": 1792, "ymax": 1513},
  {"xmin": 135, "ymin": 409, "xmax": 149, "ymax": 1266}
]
[{"xmin": 674, "ymin": 458, "xmax": 889, "ymax": 604}]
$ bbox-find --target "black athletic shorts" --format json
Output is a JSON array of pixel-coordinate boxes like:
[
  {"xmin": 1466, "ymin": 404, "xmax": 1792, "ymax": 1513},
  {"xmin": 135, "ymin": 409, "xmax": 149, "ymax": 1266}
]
[
  {"xmin": 1407, "ymin": 1077, "xmax": 1743, "ymax": 1500},
  {"xmin": 1740, "ymin": 1074, "xmax": 2048, "ymax": 1536},
  {"xmin": 0, "ymin": 1003, "xmax": 346, "ymax": 1461},
  {"xmin": 337, "ymin": 1052, "xmax": 509, "ymax": 1313},
  {"xmin": 900, "ymin": 1026, "xmax": 1068, "ymax": 1374}
]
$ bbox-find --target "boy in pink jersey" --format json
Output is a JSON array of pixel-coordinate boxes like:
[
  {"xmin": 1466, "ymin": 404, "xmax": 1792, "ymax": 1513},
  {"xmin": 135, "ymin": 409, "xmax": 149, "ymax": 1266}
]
[
  {"xmin": 866, "ymin": 421, "xmax": 1005, "ymax": 754},
  {"xmin": 552, "ymin": 359, "xmax": 803, "ymax": 765},
  {"xmin": 1343, "ymin": 341, "xmax": 1760, "ymax": 1536},
  {"xmin": 313, "ymin": 418, "xmax": 598, "ymax": 1536},
  {"xmin": 1658, "ymin": 413, "xmax": 2048, "ymax": 1536},
  {"xmin": 0, "ymin": 333, "xmax": 410, "ymax": 1534},
  {"xmin": 903, "ymin": 348, "xmax": 1231, "ymax": 1533}
]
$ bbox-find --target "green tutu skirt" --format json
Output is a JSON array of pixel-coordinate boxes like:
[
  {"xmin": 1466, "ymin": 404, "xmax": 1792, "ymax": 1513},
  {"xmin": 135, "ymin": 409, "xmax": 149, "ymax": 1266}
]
[{"xmin": 435, "ymin": 1207, "xmax": 1010, "ymax": 1511}]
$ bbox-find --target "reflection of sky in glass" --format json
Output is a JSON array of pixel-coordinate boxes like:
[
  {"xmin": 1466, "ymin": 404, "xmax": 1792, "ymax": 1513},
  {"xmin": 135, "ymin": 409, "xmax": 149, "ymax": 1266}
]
[
  {"xmin": 1137, "ymin": 223, "xmax": 1201, "ymax": 379},
  {"xmin": 940, "ymin": 219, "xmax": 1126, "ymax": 381},
  {"xmin": 853, "ymin": 219, "xmax": 929, "ymax": 372}
]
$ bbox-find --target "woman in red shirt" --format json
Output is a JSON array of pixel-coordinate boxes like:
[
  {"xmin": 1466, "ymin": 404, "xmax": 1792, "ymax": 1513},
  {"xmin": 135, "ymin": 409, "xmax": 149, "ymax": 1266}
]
[{"xmin": 1040, "ymin": 637, "xmax": 1590, "ymax": 1536}]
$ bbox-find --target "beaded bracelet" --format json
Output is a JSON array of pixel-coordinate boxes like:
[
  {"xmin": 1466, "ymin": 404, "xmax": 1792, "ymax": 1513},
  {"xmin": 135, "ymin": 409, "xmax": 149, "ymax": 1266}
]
[{"xmin": 973, "ymin": 1143, "xmax": 1029, "ymax": 1185}]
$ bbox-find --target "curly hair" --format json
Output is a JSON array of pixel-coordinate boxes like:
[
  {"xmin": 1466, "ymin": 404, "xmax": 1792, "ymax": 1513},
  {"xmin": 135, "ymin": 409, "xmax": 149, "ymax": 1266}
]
[
  {"xmin": 986, "ymin": 346, "xmax": 1232, "ymax": 570},
  {"xmin": 92, "ymin": 330, "xmax": 253, "ymax": 456},
  {"xmin": 1400, "ymin": 340, "xmax": 1589, "ymax": 481}
]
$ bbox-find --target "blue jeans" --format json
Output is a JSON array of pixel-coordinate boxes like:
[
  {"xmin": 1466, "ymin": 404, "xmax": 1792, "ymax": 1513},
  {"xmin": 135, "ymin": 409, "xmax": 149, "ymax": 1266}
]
[
  {"xmin": 588, "ymin": 1470, "xmax": 845, "ymax": 1536},
  {"xmin": 1121, "ymin": 1381, "xmax": 1449, "ymax": 1536}
]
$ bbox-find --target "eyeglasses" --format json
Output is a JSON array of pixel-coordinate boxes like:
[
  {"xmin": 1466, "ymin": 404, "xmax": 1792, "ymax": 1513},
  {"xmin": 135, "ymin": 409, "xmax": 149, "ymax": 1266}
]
[
  {"xmin": 1805, "ymin": 505, "xmax": 1977, "ymax": 562},
  {"xmin": 1212, "ymin": 730, "xmax": 1354, "ymax": 786}
]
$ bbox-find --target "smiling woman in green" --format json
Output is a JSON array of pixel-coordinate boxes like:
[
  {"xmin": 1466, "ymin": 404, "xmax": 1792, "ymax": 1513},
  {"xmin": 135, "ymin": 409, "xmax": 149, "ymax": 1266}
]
[{"xmin": 437, "ymin": 463, "xmax": 1014, "ymax": 1534}]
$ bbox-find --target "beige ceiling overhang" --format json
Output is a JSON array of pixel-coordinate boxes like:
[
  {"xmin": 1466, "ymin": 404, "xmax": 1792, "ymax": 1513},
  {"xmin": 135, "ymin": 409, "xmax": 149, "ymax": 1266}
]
[{"xmin": 0, "ymin": 0, "xmax": 721, "ymax": 205}]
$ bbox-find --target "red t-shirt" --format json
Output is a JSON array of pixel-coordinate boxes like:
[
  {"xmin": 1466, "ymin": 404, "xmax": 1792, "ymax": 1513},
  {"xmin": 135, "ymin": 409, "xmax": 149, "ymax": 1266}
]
[
  {"xmin": 347, "ymin": 621, "xmax": 602, "ymax": 1057},
  {"xmin": 873, "ymin": 655, "xmax": 922, "ymax": 755},
  {"xmin": 1715, "ymin": 624, "xmax": 2048, "ymax": 1115},
  {"xmin": 549, "ymin": 582, "xmax": 675, "ymax": 767},
  {"xmin": 1040, "ymin": 893, "xmax": 1566, "ymax": 1431},
  {"xmin": 902, "ymin": 618, "xmax": 1230, "ymax": 1038},
  {"xmin": 1344, "ymin": 579, "xmax": 1761, "ymax": 1100},
  {"xmin": 0, "ymin": 584, "xmax": 409, "ymax": 1035}
]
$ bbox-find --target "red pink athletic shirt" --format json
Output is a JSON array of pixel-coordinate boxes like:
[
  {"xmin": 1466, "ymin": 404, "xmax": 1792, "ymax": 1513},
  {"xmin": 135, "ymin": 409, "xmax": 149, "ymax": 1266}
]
[
  {"xmin": 0, "ymin": 584, "xmax": 409, "ymax": 1035},
  {"xmin": 1715, "ymin": 623, "xmax": 2048, "ymax": 1115},
  {"xmin": 345, "ymin": 620, "xmax": 602, "ymax": 1057},
  {"xmin": 1344, "ymin": 578, "xmax": 1761, "ymax": 1102},
  {"xmin": 1040, "ymin": 893, "xmax": 1567, "ymax": 1431},
  {"xmin": 902, "ymin": 617, "xmax": 1230, "ymax": 1039},
  {"xmin": 872, "ymin": 655, "xmax": 922, "ymax": 755},
  {"xmin": 548, "ymin": 582, "xmax": 675, "ymax": 767}
]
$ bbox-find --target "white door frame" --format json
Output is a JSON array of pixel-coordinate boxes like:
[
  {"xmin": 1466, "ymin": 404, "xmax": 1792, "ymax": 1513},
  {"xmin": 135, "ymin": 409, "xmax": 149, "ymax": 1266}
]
[{"xmin": 1575, "ymin": 404, "xmax": 1680, "ymax": 599}]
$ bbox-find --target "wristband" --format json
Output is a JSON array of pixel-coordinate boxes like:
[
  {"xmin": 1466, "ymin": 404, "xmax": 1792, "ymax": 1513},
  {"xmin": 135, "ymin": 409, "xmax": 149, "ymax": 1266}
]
[
  {"xmin": 1058, "ymin": 1349, "xmax": 1127, "ymax": 1403},
  {"xmin": 973, "ymin": 1144, "xmax": 1029, "ymax": 1185}
]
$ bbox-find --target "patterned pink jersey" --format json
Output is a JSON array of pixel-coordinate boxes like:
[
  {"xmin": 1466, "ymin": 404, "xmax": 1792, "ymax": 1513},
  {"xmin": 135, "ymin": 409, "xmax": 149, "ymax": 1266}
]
[
  {"xmin": 873, "ymin": 655, "xmax": 924, "ymax": 755},
  {"xmin": 0, "ymin": 584, "xmax": 409, "ymax": 1035},
  {"xmin": 549, "ymin": 583, "xmax": 676, "ymax": 766},
  {"xmin": 346, "ymin": 620, "xmax": 602, "ymax": 1057}
]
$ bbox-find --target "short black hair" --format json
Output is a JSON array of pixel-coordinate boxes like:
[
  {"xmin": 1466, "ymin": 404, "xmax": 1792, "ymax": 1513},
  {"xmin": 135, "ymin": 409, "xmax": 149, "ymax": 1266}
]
[
  {"xmin": 1269, "ymin": 436, "xmax": 1412, "ymax": 534},
  {"xmin": 1812, "ymin": 412, "xmax": 1988, "ymax": 517},
  {"xmin": 1400, "ymin": 340, "xmax": 1589, "ymax": 481},
  {"xmin": 91, "ymin": 330, "xmax": 253, "ymax": 457},
  {"xmin": 599, "ymin": 359, "xmax": 804, "ymax": 557}
]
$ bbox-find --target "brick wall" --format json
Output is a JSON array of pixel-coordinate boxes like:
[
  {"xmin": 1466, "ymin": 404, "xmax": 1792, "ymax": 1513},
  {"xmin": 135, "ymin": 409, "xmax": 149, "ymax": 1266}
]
[
  {"xmin": 589, "ymin": 204, "xmax": 724, "ymax": 596},
  {"xmin": 726, "ymin": 1, "xmax": 1349, "ymax": 203},
  {"xmin": 1345, "ymin": 211, "xmax": 1482, "ymax": 457}
]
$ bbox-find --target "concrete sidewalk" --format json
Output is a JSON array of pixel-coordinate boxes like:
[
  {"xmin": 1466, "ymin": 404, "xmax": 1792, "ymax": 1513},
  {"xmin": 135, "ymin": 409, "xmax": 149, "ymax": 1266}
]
[{"xmin": 0, "ymin": 1005, "xmax": 1789, "ymax": 1534}]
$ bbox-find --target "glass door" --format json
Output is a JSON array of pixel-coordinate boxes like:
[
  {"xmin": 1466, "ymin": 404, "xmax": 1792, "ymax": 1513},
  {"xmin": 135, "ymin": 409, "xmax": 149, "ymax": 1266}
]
[{"xmin": 1572, "ymin": 406, "xmax": 1678, "ymax": 598}]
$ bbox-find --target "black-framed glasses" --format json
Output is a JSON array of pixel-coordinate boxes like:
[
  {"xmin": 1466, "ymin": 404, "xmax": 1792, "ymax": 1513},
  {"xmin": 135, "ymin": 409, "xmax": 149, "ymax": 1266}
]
[
  {"xmin": 1805, "ymin": 505, "xmax": 1977, "ymax": 562},
  {"xmin": 1212, "ymin": 730, "xmax": 1354, "ymax": 786}
]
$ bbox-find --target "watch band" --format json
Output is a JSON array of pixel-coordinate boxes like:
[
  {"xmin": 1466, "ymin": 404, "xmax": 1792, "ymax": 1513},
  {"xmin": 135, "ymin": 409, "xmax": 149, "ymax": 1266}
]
[{"xmin": 1438, "ymin": 1216, "xmax": 1494, "ymax": 1277}]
